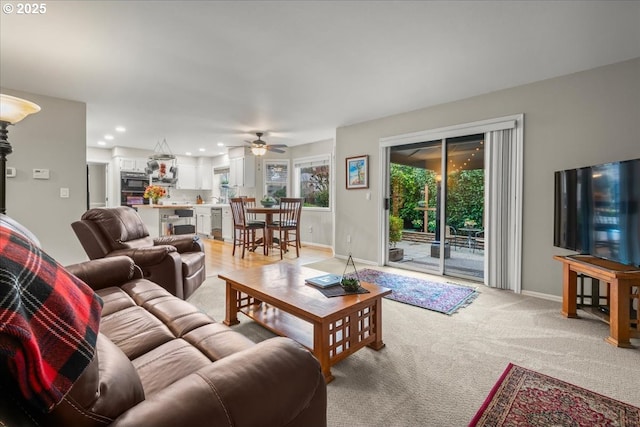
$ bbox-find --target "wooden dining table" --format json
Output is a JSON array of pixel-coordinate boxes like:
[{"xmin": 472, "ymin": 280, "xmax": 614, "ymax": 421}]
[
  {"xmin": 246, "ymin": 205, "xmax": 283, "ymax": 253},
  {"xmin": 246, "ymin": 205, "xmax": 282, "ymax": 225}
]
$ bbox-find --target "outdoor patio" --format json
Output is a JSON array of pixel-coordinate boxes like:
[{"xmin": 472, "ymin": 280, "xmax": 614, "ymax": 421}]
[{"xmin": 392, "ymin": 231, "xmax": 485, "ymax": 280}]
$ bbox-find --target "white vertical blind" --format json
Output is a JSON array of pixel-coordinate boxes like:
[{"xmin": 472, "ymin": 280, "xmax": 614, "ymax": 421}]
[{"xmin": 485, "ymin": 127, "xmax": 523, "ymax": 292}]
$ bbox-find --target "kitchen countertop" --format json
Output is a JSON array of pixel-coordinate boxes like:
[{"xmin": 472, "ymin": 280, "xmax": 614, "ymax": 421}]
[
  {"xmin": 133, "ymin": 204, "xmax": 195, "ymax": 209},
  {"xmin": 193, "ymin": 203, "xmax": 230, "ymax": 208},
  {"xmin": 133, "ymin": 203, "xmax": 230, "ymax": 209}
]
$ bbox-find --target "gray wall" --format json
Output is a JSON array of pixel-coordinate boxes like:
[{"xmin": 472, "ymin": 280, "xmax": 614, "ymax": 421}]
[
  {"xmin": 1, "ymin": 87, "xmax": 88, "ymax": 265},
  {"xmin": 335, "ymin": 57, "xmax": 640, "ymax": 297}
]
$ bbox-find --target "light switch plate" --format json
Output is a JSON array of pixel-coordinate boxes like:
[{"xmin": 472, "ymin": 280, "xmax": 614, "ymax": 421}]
[
  {"xmin": 6, "ymin": 167, "xmax": 16, "ymax": 178},
  {"xmin": 60, "ymin": 187, "xmax": 70, "ymax": 198},
  {"xmin": 33, "ymin": 169, "xmax": 50, "ymax": 179}
]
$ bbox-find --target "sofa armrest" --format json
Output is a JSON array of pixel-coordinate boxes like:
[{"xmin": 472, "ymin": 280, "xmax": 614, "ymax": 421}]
[
  {"xmin": 110, "ymin": 337, "xmax": 326, "ymax": 427},
  {"xmin": 108, "ymin": 245, "xmax": 177, "ymax": 266},
  {"xmin": 66, "ymin": 256, "xmax": 141, "ymax": 290},
  {"xmin": 154, "ymin": 234, "xmax": 204, "ymax": 253}
]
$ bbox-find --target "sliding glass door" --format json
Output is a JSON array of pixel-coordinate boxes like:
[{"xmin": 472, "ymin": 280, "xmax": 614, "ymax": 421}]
[{"xmin": 387, "ymin": 135, "xmax": 485, "ymax": 281}]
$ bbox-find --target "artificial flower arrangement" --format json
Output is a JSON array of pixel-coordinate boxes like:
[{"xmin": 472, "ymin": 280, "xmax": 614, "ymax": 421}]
[{"xmin": 143, "ymin": 185, "xmax": 167, "ymax": 202}]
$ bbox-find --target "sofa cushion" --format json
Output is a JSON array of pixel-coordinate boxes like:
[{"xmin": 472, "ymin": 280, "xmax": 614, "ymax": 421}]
[
  {"xmin": 132, "ymin": 339, "xmax": 212, "ymax": 397},
  {"xmin": 121, "ymin": 278, "xmax": 174, "ymax": 304},
  {"xmin": 143, "ymin": 297, "xmax": 213, "ymax": 337},
  {"xmin": 183, "ymin": 323, "xmax": 255, "ymax": 361},
  {"xmin": 99, "ymin": 305, "xmax": 175, "ymax": 360},
  {"xmin": 98, "ymin": 286, "xmax": 137, "ymax": 316}
]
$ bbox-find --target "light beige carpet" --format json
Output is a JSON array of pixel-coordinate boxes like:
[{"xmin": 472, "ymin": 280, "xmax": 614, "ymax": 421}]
[{"xmin": 189, "ymin": 259, "xmax": 640, "ymax": 426}]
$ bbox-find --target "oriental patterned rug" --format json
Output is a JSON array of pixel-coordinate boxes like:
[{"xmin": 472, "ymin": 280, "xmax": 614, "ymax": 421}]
[
  {"xmin": 344, "ymin": 268, "xmax": 477, "ymax": 315},
  {"xmin": 470, "ymin": 363, "xmax": 640, "ymax": 426}
]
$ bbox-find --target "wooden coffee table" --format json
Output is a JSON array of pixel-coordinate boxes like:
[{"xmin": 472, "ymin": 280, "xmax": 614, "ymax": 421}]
[{"xmin": 219, "ymin": 263, "xmax": 392, "ymax": 382}]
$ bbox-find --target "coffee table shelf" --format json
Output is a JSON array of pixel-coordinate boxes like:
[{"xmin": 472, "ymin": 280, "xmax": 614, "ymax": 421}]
[
  {"xmin": 242, "ymin": 302, "xmax": 314, "ymax": 350},
  {"xmin": 220, "ymin": 264, "xmax": 391, "ymax": 382}
]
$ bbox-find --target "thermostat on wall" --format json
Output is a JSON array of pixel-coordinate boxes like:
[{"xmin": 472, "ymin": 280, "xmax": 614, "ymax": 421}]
[
  {"xmin": 6, "ymin": 167, "xmax": 16, "ymax": 178},
  {"xmin": 33, "ymin": 169, "xmax": 50, "ymax": 179}
]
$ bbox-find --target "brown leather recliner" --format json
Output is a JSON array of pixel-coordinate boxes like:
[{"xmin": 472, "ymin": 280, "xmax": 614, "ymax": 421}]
[{"xmin": 71, "ymin": 206, "xmax": 205, "ymax": 299}]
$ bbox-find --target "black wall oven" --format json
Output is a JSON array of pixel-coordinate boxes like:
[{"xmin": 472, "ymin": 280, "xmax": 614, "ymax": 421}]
[{"xmin": 121, "ymin": 171, "xmax": 149, "ymax": 206}]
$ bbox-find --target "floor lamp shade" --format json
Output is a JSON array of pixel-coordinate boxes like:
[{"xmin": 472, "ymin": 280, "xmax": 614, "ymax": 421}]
[
  {"xmin": 0, "ymin": 94, "xmax": 41, "ymax": 215},
  {"xmin": 0, "ymin": 94, "xmax": 41, "ymax": 124}
]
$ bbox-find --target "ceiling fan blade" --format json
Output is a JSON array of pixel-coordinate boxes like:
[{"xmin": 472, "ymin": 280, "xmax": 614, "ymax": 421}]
[
  {"xmin": 267, "ymin": 147, "xmax": 286, "ymax": 153},
  {"xmin": 268, "ymin": 144, "xmax": 288, "ymax": 148}
]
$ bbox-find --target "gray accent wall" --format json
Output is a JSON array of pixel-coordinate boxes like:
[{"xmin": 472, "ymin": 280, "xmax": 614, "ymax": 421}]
[
  {"xmin": 1, "ymin": 87, "xmax": 88, "ymax": 265},
  {"xmin": 335, "ymin": 57, "xmax": 640, "ymax": 297}
]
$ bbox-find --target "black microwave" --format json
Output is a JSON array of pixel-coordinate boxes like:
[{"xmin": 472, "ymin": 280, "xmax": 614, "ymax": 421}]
[{"xmin": 121, "ymin": 172, "xmax": 149, "ymax": 190}]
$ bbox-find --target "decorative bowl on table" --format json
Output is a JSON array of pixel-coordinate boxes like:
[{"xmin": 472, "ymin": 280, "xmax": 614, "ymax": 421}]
[{"xmin": 260, "ymin": 196, "xmax": 277, "ymax": 207}]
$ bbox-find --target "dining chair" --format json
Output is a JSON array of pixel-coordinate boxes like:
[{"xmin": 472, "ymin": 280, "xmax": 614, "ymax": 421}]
[
  {"xmin": 445, "ymin": 226, "xmax": 458, "ymax": 250},
  {"xmin": 267, "ymin": 197, "xmax": 303, "ymax": 259},
  {"xmin": 473, "ymin": 230, "xmax": 485, "ymax": 253},
  {"xmin": 229, "ymin": 198, "xmax": 266, "ymax": 258},
  {"xmin": 243, "ymin": 197, "xmax": 266, "ymax": 227}
]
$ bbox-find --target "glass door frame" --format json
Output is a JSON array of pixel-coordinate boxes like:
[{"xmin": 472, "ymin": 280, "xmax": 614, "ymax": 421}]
[{"xmin": 382, "ymin": 138, "xmax": 482, "ymax": 281}]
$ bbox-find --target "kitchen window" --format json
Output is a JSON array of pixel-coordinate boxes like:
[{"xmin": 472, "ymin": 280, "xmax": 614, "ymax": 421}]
[
  {"xmin": 264, "ymin": 160, "xmax": 289, "ymax": 199},
  {"xmin": 294, "ymin": 155, "xmax": 330, "ymax": 209}
]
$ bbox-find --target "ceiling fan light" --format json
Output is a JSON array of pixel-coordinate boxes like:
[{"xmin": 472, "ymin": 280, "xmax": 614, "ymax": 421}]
[{"xmin": 251, "ymin": 146, "xmax": 267, "ymax": 156}]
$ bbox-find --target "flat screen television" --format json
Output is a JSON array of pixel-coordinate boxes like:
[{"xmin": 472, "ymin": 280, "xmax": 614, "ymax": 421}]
[{"xmin": 554, "ymin": 158, "xmax": 640, "ymax": 267}]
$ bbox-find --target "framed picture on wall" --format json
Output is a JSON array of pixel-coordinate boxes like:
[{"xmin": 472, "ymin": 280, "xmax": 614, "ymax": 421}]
[{"xmin": 346, "ymin": 155, "xmax": 369, "ymax": 189}]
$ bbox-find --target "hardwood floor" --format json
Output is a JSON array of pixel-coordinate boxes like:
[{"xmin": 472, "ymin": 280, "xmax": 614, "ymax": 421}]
[{"xmin": 202, "ymin": 237, "xmax": 333, "ymax": 274}]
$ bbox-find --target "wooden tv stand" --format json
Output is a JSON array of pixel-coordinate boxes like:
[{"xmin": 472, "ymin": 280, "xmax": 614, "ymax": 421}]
[{"xmin": 554, "ymin": 255, "xmax": 640, "ymax": 348}]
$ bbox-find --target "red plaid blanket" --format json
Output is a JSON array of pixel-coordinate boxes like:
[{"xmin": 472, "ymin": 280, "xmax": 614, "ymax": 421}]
[{"xmin": 0, "ymin": 224, "xmax": 103, "ymax": 412}]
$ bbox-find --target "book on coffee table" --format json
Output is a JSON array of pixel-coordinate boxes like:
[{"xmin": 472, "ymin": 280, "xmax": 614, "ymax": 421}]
[{"xmin": 305, "ymin": 273, "xmax": 342, "ymax": 288}]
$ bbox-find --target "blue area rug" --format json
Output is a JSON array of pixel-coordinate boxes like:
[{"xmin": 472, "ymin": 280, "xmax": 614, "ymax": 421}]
[{"xmin": 345, "ymin": 269, "xmax": 478, "ymax": 315}]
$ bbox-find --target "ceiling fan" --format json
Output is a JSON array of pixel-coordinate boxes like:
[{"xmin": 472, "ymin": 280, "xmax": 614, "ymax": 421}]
[{"xmin": 244, "ymin": 132, "xmax": 287, "ymax": 155}]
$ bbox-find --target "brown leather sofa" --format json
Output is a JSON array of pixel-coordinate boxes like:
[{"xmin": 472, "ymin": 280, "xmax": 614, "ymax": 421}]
[
  {"xmin": 0, "ymin": 215, "xmax": 327, "ymax": 427},
  {"xmin": 72, "ymin": 206, "xmax": 206, "ymax": 299}
]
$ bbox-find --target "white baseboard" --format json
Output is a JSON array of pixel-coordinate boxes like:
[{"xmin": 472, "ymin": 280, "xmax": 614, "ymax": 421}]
[
  {"xmin": 334, "ymin": 253, "xmax": 378, "ymax": 266},
  {"xmin": 301, "ymin": 241, "xmax": 333, "ymax": 251},
  {"xmin": 521, "ymin": 289, "xmax": 562, "ymax": 303}
]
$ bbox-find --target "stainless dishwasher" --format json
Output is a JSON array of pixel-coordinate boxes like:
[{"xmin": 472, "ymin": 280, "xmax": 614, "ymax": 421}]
[{"xmin": 211, "ymin": 208, "xmax": 223, "ymax": 241}]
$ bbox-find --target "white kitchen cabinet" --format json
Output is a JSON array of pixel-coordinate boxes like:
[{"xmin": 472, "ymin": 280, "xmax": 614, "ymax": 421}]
[
  {"xmin": 176, "ymin": 164, "xmax": 197, "ymax": 189},
  {"xmin": 118, "ymin": 157, "xmax": 148, "ymax": 172},
  {"xmin": 222, "ymin": 205, "xmax": 233, "ymax": 241},
  {"xmin": 229, "ymin": 156, "xmax": 255, "ymax": 188},
  {"xmin": 195, "ymin": 206, "xmax": 212, "ymax": 236},
  {"xmin": 197, "ymin": 157, "xmax": 213, "ymax": 190}
]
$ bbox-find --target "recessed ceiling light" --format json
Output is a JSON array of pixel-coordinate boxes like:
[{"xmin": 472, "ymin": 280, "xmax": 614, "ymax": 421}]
[
  {"xmin": 218, "ymin": 151, "xmax": 225, "ymax": 155},
  {"xmin": 217, "ymin": 142, "xmax": 225, "ymax": 147},
  {"xmin": 185, "ymin": 152, "xmax": 192, "ymax": 156},
  {"xmin": 97, "ymin": 141, "xmax": 106, "ymax": 146},
  {"xmin": 115, "ymin": 126, "xmax": 126, "ymax": 132},
  {"xmin": 104, "ymin": 134, "xmax": 114, "ymax": 140},
  {"xmin": 199, "ymin": 148, "xmax": 205, "ymax": 152}
]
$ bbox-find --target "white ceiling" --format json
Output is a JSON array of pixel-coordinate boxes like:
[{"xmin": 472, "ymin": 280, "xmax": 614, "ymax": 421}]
[{"xmin": 1, "ymin": 1, "xmax": 639, "ymax": 156}]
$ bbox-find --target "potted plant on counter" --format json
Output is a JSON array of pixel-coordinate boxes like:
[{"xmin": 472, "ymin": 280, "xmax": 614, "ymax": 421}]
[
  {"xmin": 389, "ymin": 215, "xmax": 404, "ymax": 262},
  {"xmin": 144, "ymin": 185, "xmax": 167, "ymax": 205}
]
